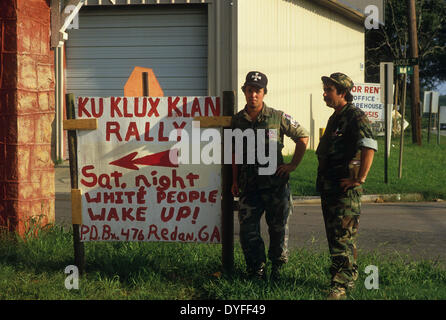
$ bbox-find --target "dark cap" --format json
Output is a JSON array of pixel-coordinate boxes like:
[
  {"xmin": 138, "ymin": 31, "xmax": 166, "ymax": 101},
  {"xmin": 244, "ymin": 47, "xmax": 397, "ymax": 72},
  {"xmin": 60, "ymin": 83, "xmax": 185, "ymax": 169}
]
[
  {"xmin": 243, "ymin": 71, "xmax": 268, "ymax": 90},
  {"xmin": 321, "ymin": 72, "xmax": 354, "ymax": 91}
]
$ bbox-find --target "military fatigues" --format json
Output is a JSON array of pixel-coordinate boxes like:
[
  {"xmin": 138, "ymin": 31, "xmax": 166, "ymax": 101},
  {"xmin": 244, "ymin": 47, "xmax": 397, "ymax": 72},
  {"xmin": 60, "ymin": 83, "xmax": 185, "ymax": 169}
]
[
  {"xmin": 316, "ymin": 102, "xmax": 377, "ymax": 289},
  {"xmin": 231, "ymin": 104, "xmax": 309, "ymax": 272}
]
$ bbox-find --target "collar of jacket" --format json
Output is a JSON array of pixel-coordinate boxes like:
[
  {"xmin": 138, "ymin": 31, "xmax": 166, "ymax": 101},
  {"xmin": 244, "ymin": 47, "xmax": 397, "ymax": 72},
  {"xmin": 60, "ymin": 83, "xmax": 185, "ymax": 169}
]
[
  {"xmin": 242, "ymin": 103, "xmax": 273, "ymax": 122},
  {"xmin": 333, "ymin": 102, "xmax": 353, "ymax": 118}
]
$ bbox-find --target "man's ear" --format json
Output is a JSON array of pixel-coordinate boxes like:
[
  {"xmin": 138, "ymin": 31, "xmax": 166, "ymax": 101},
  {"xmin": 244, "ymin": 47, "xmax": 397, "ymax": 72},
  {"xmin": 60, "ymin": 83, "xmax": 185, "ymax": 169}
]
[{"xmin": 338, "ymin": 89, "xmax": 346, "ymax": 100}]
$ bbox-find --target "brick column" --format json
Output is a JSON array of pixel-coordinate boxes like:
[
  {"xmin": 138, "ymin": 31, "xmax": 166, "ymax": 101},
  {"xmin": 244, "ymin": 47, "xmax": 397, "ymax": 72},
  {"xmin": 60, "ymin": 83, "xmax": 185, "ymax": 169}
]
[{"xmin": 0, "ymin": 0, "xmax": 55, "ymax": 235}]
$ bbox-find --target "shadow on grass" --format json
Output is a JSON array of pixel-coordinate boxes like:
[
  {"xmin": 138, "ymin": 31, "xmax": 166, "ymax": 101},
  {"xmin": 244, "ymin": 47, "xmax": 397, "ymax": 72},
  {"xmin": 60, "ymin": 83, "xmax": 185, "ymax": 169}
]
[{"xmin": 0, "ymin": 223, "xmax": 75, "ymax": 273}]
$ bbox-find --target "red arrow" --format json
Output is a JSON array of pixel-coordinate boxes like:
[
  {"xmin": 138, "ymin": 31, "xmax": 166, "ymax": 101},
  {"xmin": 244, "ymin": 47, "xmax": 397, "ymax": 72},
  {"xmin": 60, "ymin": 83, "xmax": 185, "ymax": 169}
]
[{"xmin": 109, "ymin": 149, "xmax": 178, "ymax": 170}]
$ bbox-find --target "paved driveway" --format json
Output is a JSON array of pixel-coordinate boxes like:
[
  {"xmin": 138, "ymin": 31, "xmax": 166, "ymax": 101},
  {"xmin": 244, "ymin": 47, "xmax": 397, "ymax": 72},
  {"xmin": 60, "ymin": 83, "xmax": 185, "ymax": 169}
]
[{"xmin": 233, "ymin": 202, "xmax": 446, "ymax": 265}]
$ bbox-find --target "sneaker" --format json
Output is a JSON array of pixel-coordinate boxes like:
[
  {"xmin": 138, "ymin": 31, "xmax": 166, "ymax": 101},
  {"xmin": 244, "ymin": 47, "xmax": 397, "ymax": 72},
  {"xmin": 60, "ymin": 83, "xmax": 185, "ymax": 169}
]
[{"xmin": 327, "ymin": 286, "xmax": 347, "ymax": 300}]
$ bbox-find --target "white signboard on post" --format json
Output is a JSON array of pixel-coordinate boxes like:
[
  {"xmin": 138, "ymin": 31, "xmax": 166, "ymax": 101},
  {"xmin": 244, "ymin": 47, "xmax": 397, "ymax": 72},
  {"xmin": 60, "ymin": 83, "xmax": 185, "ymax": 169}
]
[
  {"xmin": 440, "ymin": 106, "xmax": 446, "ymax": 130},
  {"xmin": 380, "ymin": 62, "xmax": 394, "ymax": 158},
  {"xmin": 351, "ymin": 83, "xmax": 384, "ymax": 121},
  {"xmin": 75, "ymin": 96, "xmax": 222, "ymax": 243},
  {"xmin": 423, "ymin": 91, "xmax": 439, "ymax": 113}
]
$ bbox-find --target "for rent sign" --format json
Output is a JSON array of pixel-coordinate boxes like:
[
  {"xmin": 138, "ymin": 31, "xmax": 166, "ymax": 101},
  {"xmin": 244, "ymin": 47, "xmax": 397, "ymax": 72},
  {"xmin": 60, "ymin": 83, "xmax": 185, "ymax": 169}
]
[
  {"xmin": 351, "ymin": 83, "xmax": 384, "ymax": 122},
  {"xmin": 75, "ymin": 96, "xmax": 222, "ymax": 243}
]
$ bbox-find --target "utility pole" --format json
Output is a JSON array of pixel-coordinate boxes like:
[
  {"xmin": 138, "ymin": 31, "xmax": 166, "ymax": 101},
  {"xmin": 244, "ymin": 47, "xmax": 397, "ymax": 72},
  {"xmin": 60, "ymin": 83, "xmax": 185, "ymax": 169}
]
[{"xmin": 407, "ymin": 0, "xmax": 422, "ymax": 145}]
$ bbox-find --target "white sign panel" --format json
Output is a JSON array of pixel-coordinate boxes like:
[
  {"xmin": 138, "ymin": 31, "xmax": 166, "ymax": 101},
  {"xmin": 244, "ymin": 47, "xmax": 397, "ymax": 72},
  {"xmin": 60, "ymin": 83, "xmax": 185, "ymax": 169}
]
[
  {"xmin": 351, "ymin": 83, "xmax": 384, "ymax": 122},
  {"xmin": 440, "ymin": 106, "xmax": 446, "ymax": 130},
  {"xmin": 423, "ymin": 91, "xmax": 439, "ymax": 113},
  {"xmin": 76, "ymin": 96, "xmax": 222, "ymax": 243}
]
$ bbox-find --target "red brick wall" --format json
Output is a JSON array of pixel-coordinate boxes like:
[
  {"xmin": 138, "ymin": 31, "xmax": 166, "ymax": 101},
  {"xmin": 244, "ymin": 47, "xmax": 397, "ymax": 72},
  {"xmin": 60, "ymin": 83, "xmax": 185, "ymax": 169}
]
[
  {"xmin": 0, "ymin": 0, "xmax": 18, "ymax": 231},
  {"xmin": 0, "ymin": 0, "xmax": 55, "ymax": 234}
]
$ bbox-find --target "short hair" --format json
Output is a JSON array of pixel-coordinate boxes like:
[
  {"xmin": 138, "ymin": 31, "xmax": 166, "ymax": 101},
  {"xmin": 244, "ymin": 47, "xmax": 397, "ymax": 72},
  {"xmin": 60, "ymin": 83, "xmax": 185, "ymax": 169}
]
[{"xmin": 241, "ymin": 85, "xmax": 268, "ymax": 95}]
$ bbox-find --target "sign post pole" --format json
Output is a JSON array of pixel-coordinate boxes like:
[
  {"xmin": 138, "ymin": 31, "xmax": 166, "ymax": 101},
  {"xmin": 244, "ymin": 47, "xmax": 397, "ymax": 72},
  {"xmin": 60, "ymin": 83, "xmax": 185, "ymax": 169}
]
[
  {"xmin": 221, "ymin": 91, "xmax": 235, "ymax": 274},
  {"xmin": 399, "ymin": 74, "xmax": 407, "ymax": 179},
  {"xmin": 438, "ymin": 105, "xmax": 441, "ymax": 145},
  {"xmin": 142, "ymin": 72, "xmax": 149, "ymax": 97},
  {"xmin": 428, "ymin": 91, "xmax": 433, "ymax": 143},
  {"xmin": 393, "ymin": 75, "xmax": 400, "ymax": 132},
  {"xmin": 385, "ymin": 64, "xmax": 388, "ymax": 183},
  {"xmin": 66, "ymin": 93, "xmax": 86, "ymax": 275},
  {"xmin": 381, "ymin": 62, "xmax": 393, "ymax": 184}
]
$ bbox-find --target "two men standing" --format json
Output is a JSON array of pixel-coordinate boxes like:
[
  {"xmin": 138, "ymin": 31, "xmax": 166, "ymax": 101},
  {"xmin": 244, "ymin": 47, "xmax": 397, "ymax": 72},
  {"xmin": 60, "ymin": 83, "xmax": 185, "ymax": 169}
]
[{"xmin": 231, "ymin": 71, "xmax": 377, "ymax": 300}]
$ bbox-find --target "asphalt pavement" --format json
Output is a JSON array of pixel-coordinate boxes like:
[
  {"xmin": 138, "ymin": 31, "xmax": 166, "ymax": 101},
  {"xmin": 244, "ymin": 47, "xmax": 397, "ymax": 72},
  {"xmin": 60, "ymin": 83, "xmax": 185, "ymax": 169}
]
[
  {"xmin": 55, "ymin": 164, "xmax": 446, "ymax": 265},
  {"xmin": 270, "ymin": 202, "xmax": 446, "ymax": 265}
]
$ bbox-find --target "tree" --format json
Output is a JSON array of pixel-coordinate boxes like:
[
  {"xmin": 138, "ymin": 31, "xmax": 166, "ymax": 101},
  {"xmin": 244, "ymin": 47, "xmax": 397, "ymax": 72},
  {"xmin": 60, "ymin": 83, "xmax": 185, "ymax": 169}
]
[
  {"xmin": 365, "ymin": 0, "xmax": 446, "ymax": 143},
  {"xmin": 366, "ymin": 0, "xmax": 446, "ymax": 87}
]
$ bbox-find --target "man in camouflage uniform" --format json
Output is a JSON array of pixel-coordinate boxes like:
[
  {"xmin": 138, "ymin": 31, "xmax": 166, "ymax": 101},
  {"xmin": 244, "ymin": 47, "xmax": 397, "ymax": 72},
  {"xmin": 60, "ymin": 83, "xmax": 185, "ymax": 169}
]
[
  {"xmin": 316, "ymin": 73, "xmax": 377, "ymax": 299},
  {"xmin": 231, "ymin": 71, "xmax": 309, "ymax": 281}
]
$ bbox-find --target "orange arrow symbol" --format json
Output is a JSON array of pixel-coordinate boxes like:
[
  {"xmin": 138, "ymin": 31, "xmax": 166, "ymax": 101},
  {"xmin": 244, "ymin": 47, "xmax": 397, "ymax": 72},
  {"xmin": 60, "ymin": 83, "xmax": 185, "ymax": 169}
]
[{"xmin": 109, "ymin": 149, "xmax": 179, "ymax": 170}]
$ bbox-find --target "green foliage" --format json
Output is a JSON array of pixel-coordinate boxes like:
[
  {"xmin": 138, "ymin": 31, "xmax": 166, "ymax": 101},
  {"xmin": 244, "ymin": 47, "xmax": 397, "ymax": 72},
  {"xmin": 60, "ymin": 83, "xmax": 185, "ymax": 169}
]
[{"xmin": 365, "ymin": 0, "xmax": 446, "ymax": 90}]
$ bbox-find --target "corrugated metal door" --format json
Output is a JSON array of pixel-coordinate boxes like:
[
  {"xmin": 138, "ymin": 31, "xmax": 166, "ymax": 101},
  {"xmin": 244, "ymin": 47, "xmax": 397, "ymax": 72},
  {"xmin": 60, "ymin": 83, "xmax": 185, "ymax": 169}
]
[{"xmin": 65, "ymin": 5, "xmax": 208, "ymax": 97}]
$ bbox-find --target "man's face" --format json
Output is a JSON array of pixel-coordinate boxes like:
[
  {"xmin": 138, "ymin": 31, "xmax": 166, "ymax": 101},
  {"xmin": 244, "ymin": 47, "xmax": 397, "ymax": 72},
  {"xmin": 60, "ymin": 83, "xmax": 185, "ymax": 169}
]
[
  {"xmin": 323, "ymin": 83, "xmax": 345, "ymax": 108},
  {"xmin": 244, "ymin": 85, "xmax": 265, "ymax": 109}
]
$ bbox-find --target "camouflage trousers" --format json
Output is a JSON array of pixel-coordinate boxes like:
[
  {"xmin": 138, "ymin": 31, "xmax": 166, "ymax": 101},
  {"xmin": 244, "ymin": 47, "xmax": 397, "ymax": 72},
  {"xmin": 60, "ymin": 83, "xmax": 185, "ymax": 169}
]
[
  {"xmin": 238, "ymin": 184, "xmax": 291, "ymax": 271},
  {"xmin": 321, "ymin": 187, "xmax": 361, "ymax": 288}
]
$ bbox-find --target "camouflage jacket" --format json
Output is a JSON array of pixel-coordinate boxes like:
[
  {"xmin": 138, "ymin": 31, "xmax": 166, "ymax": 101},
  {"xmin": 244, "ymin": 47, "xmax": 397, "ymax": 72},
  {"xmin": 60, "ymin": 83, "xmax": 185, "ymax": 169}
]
[
  {"xmin": 231, "ymin": 104, "xmax": 309, "ymax": 192},
  {"xmin": 316, "ymin": 103, "xmax": 377, "ymax": 194}
]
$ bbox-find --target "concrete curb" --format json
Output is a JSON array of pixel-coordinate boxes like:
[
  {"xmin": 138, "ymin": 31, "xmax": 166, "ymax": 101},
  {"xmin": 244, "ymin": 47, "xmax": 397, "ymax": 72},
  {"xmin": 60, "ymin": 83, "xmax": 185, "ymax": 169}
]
[{"xmin": 292, "ymin": 193, "xmax": 429, "ymax": 204}]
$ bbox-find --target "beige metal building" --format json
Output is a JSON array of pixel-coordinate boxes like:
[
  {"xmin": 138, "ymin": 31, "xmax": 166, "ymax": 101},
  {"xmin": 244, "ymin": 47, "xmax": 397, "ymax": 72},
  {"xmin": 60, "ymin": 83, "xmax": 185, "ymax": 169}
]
[
  {"xmin": 56, "ymin": 0, "xmax": 365, "ymax": 156},
  {"xmin": 235, "ymin": 0, "xmax": 365, "ymax": 152}
]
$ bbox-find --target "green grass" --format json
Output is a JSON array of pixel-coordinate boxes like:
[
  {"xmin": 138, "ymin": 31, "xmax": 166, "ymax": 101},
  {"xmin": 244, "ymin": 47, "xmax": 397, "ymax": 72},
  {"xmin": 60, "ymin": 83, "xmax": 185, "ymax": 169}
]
[
  {"xmin": 287, "ymin": 132, "xmax": 446, "ymax": 200},
  {"xmin": 1, "ymin": 225, "xmax": 445, "ymax": 300}
]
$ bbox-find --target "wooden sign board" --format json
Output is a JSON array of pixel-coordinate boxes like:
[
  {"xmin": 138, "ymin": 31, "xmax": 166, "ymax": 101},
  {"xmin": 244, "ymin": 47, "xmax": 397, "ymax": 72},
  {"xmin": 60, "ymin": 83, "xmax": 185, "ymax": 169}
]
[{"xmin": 74, "ymin": 96, "xmax": 223, "ymax": 243}]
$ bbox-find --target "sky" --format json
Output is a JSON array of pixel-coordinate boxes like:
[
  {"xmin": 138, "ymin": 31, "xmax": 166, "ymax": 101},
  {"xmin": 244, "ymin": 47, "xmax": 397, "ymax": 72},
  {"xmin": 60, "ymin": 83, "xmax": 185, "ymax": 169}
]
[{"xmin": 436, "ymin": 83, "xmax": 446, "ymax": 96}]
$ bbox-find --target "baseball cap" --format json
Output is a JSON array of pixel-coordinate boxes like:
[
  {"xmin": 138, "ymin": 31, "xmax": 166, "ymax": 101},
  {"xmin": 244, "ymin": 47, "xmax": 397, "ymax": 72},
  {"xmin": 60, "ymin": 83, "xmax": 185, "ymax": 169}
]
[
  {"xmin": 243, "ymin": 71, "xmax": 268, "ymax": 90},
  {"xmin": 321, "ymin": 72, "xmax": 353, "ymax": 91}
]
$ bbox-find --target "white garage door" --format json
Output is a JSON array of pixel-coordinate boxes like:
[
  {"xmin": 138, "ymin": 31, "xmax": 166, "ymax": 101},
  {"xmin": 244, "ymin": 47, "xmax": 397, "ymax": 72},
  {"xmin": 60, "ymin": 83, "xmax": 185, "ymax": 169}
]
[{"xmin": 65, "ymin": 5, "xmax": 208, "ymax": 97}]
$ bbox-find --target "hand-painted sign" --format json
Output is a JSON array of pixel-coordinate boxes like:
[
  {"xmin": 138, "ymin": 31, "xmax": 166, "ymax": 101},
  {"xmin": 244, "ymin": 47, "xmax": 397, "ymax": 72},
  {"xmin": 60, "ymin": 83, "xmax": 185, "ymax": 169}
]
[{"xmin": 75, "ymin": 96, "xmax": 222, "ymax": 243}]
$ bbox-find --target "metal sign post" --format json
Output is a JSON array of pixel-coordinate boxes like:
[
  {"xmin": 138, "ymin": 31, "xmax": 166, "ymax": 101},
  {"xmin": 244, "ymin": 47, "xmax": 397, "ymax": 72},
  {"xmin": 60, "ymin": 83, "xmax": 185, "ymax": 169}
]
[
  {"xmin": 399, "ymin": 74, "xmax": 407, "ymax": 179},
  {"xmin": 438, "ymin": 105, "xmax": 441, "ymax": 145},
  {"xmin": 428, "ymin": 91, "xmax": 433, "ymax": 143},
  {"xmin": 380, "ymin": 62, "xmax": 394, "ymax": 184},
  {"xmin": 142, "ymin": 72, "xmax": 149, "ymax": 97}
]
